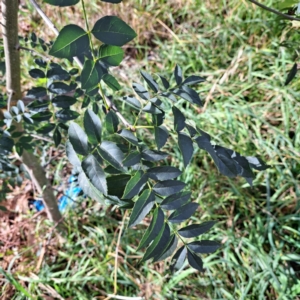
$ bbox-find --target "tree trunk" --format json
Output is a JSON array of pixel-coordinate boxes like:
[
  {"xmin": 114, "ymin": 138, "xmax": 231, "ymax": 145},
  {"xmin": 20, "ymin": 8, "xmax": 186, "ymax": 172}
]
[{"xmin": 1, "ymin": 0, "xmax": 64, "ymax": 229}]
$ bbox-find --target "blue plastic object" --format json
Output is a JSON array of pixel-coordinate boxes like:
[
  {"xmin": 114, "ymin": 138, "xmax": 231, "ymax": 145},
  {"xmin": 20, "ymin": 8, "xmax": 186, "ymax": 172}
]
[{"xmin": 32, "ymin": 174, "xmax": 83, "ymax": 213}]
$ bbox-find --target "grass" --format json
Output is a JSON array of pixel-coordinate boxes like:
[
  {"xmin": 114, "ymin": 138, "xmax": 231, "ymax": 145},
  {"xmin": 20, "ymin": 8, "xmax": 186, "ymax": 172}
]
[{"xmin": 1, "ymin": 0, "xmax": 299, "ymax": 299}]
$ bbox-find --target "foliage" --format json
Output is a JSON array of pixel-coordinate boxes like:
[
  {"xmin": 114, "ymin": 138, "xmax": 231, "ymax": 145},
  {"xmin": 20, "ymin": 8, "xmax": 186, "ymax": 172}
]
[{"xmin": 0, "ymin": 0, "xmax": 270, "ymax": 275}]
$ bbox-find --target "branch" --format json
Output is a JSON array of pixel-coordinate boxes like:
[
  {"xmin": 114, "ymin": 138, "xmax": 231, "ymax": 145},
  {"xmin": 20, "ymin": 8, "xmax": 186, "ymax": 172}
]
[{"xmin": 248, "ymin": 0, "xmax": 300, "ymax": 22}]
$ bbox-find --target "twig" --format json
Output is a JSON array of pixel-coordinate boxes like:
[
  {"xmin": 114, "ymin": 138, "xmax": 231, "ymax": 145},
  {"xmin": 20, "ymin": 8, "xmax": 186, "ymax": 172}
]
[
  {"xmin": 248, "ymin": 0, "xmax": 300, "ymax": 22},
  {"xmin": 15, "ymin": 44, "xmax": 50, "ymax": 61}
]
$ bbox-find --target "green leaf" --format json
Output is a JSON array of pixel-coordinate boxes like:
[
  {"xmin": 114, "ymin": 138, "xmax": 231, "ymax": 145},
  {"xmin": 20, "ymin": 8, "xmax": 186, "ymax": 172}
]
[
  {"xmin": 48, "ymin": 82, "xmax": 75, "ymax": 95},
  {"xmin": 105, "ymin": 110, "xmax": 119, "ymax": 134},
  {"xmin": 246, "ymin": 156, "xmax": 270, "ymax": 171},
  {"xmin": 44, "ymin": 0, "xmax": 79, "ymax": 6},
  {"xmin": 170, "ymin": 246, "xmax": 187, "ymax": 272},
  {"xmin": 132, "ymin": 83, "xmax": 150, "ymax": 100},
  {"xmin": 172, "ymin": 86, "xmax": 202, "ymax": 106},
  {"xmin": 159, "ymin": 75, "xmax": 170, "ymax": 89},
  {"xmin": 47, "ymin": 64, "xmax": 70, "ymax": 81},
  {"xmin": 285, "ymin": 63, "xmax": 297, "ymax": 86},
  {"xmin": 101, "ymin": 0, "xmax": 122, "ymax": 3},
  {"xmin": 78, "ymin": 171, "xmax": 105, "ymax": 203},
  {"xmin": 161, "ymin": 92, "xmax": 177, "ymax": 102},
  {"xmin": 121, "ymin": 96, "xmax": 141, "ymax": 110},
  {"xmin": 68, "ymin": 122, "xmax": 88, "ymax": 155},
  {"xmin": 174, "ymin": 64, "xmax": 183, "ymax": 85},
  {"xmin": 49, "ymin": 24, "xmax": 89, "ymax": 59},
  {"xmin": 84, "ymin": 109, "xmax": 102, "ymax": 145},
  {"xmin": 118, "ymin": 129, "xmax": 139, "ymax": 146},
  {"xmin": 122, "ymin": 171, "xmax": 148, "ymax": 199},
  {"xmin": 154, "ymin": 125, "xmax": 169, "ymax": 150},
  {"xmin": 26, "ymin": 87, "xmax": 47, "ymax": 99},
  {"xmin": 168, "ymin": 202, "xmax": 199, "ymax": 223},
  {"xmin": 56, "ymin": 109, "xmax": 80, "ymax": 121},
  {"xmin": 82, "ymin": 154, "xmax": 107, "ymax": 195},
  {"xmin": 141, "ymin": 223, "xmax": 170, "ymax": 263},
  {"xmin": 137, "ymin": 207, "xmax": 164, "ymax": 250},
  {"xmin": 178, "ymin": 221, "xmax": 217, "ymax": 238},
  {"xmin": 17, "ymin": 100, "xmax": 25, "ymax": 113},
  {"xmin": 91, "ymin": 16, "xmax": 137, "ymax": 46},
  {"xmin": 147, "ymin": 166, "xmax": 181, "ymax": 181},
  {"xmin": 36, "ymin": 123, "xmax": 56, "ymax": 134},
  {"xmin": 98, "ymin": 141, "xmax": 124, "ymax": 170},
  {"xmin": 182, "ymin": 75, "xmax": 205, "ymax": 86},
  {"xmin": 187, "ymin": 250, "xmax": 204, "ymax": 272},
  {"xmin": 53, "ymin": 127, "xmax": 61, "ymax": 147},
  {"xmin": 160, "ymin": 191, "xmax": 191, "ymax": 210},
  {"xmin": 152, "ymin": 113, "xmax": 165, "ymax": 127},
  {"xmin": 142, "ymin": 103, "xmax": 162, "ymax": 115},
  {"xmin": 172, "ymin": 106, "xmax": 185, "ymax": 132},
  {"xmin": 98, "ymin": 44, "xmax": 124, "ymax": 66},
  {"xmin": 102, "ymin": 74, "xmax": 121, "ymax": 91},
  {"xmin": 31, "ymin": 111, "xmax": 52, "ymax": 122},
  {"xmin": 0, "ymin": 136, "xmax": 14, "ymax": 152},
  {"xmin": 128, "ymin": 189, "xmax": 155, "ymax": 227},
  {"xmin": 154, "ymin": 234, "xmax": 178, "ymax": 262},
  {"xmin": 81, "ymin": 59, "xmax": 103, "ymax": 91},
  {"xmin": 107, "ymin": 174, "xmax": 131, "ymax": 198},
  {"xmin": 52, "ymin": 96, "xmax": 77, "ymax": 108},
  {"xmin": 185, "ymin": 124, "xmax": 197, "ymax": 137},
  {"xmin": 153, "ymin": 180, "xmax": 185, "ymax": 197},
  {"xmin": 66, "ymin": 140, "xmax": 81, "ymax": 167},
  {"xmin": 140, "ymin": 70, "xmax": 159, "ymax": 93},
  {"xmin": 178, "ymin": 132, "xmax": 194, "ymax": 167},
  {"xmin": 187, "ymin": 240, "xmax": 221, "ymax": 254},
  {"xmin": 122, "ymin": 151, "xmax": 141, "ymax": 167},
  {"xmin": 141, "ymin": 149, "xmax": 168, "ymax": 162},
  {"xmin": 29, "ymin": 68, "xmax": 45, "ymax": 79}
]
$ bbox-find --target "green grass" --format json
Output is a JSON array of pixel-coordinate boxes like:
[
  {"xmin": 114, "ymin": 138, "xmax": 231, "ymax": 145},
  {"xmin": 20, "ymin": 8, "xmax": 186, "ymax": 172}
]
[{"xmin": 1, "ymin": 0, "xmax": 299, "ymax": 299}]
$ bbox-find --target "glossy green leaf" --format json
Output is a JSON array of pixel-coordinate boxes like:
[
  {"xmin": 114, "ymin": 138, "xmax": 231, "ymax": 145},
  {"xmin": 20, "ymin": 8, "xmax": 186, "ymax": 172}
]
[
  {"xmin": 178, "ymin": 132, "xmax": 194, "ymax": 167},
  {"xmin": 121, "ymin": 96, "xmax": 141, "ymax": 110},
  {"xmin": 31, "ymin": 111, "xmax": 52, "ymax": 122},
  {"xmin": 122, "ymin": 171, "xmax": 148, "ymax": 199},
  {"xmin": 105, "ymin": 110, "xmax": 119, "ymax": 134},
  {"xmin": 53, "ymin": 127, "xmax": 61, "ymax": 147},
  {"xmin": 107, "ymin": 174, "xmax": 131, "ymax": 198},
  {"xmin": 185, "ymin": 124, "xmax": 197, "ymax": 137},
  {"xmin": 154, "ymin": 234, "xmax": 178, "ymax": 262},
  {"xmin": 84, "ymin": 109, "xmax": 102, "ymax": 145},
  {"xmin": 47, "ymin": 64, "xmax": 70, "ymax": 81},
  {"xmin": 52, "ymin": 96, "xmax": 77, "ymax": 108},
  {"xmin": 98, "ymin": 141, "xmax": 124, "ymax": 170},
  {"xmin": 66, "ymin": 140, "xmax": 81, "ymax": 167},
  {"xmin": 26, "ymin": 87, "xmax": 47, "ymax": 100},
  {"xmin": 141, "ymin": 223, "xmax": 170, "ymax": 263},
  {"xmin": 82, "ymin": 154, "xmax": 107, "ymax": 195},
  {"xmin": 91, "ymin": 16, "xmax": 137, "ymax": 46},
  {"xmin": 128, "ymin": 189, "xmax": 155, "ymax": 227},
  {"xmin": 147, "ymin": 166, "xmax": 181, "ymax": 181},
  {"xmin": 137, "ymin": 207, "xmax": 165, "ymax": 250},
  {"xmin": 68, "ymin": 122, "xmax": 88, "ymax": 156},
  {"xmin": 187, "ymin": 250, "xmax": 204, "ymax": 272},
  {"xmin": 122, "ymin": 151, "xmax": 141, "ymax": 167},
  {"xmin": 159, "ymin": 75, "xmax": 170, "ymax": 89},
  {"xmin": 48, "ymin": 82, "xmax": 75, "ymax": 95},
  {"xmin": 172, "ymin": 86, "xmax": 202, "ymax": 106},
  {"xmin": 81, "ymin": 59, "xmax": 103, "ymax": 91},
  {"xmin": 161, "ymin": 92, "xmax": 177, "ymax": 102},
  {"xmin": 154, "ymin": 125, "xmax": 169, "ymax": 150},
  {"xmin": 17, "ymin": 100, "xmax": 25, "ymax": 113},
  {"xmin": 56, "ymin": 109, "xmax": 80, "ymax": 121},
  {"xmin": 29, "ymin": 68, "xmax": 45, "ymax": 79},
  {"xmin": 285, "ymin": 63, "xmax": 297, "ymax": 85},
  {"xmin": 246, "ymin": 156, "xmax": 270, "ymax": 171},
  {"xmin": 142, "ymin": 103, "xmax": 162, "ymax": 114},
  {"xmin": 168, "ymin": 202, "xmax": 199, "ymax": 223},
  {"xmin": 98, "ymin": 44, "xmax": 124, "ymax": 66},
  {"xmin": 44, "ymin": 0, "xmax": 79, "ymax": 6},
  {"xmin": 170, "ymin": 246, "xmax": 187, "ymax": 272},
  {"xmin": 160, "ymin": 191, "xmax": 191, "ymax": 210},
  {"xmin": 102, "ymin": 73, "xmax": 121, "ymax": 91},
  {"xmin": 178, "ymin": 221, "xmax": 217, "ymax": 238},
  {"xmin": 182, "ymin": 75, "xmax": 205, "ymax": 86},
  {"xmin": 140, "ymin": 70, "xmax": 159, "ymax": 93},
  {"xmin": 152, "ymin": 113, "xmax": 165, "ymax": 127},
  {"xmin": 141, "ymin": 149, "xmax": 168, "ymax": 162},
  {"xmin": 78, "ymin": 171, "xmax": 105, "ymax": 203},
  {"xmin": 187, "ymin": 240, "xmax": 221, "ymax": 254},
  {"xmin": 174, "ymin": 64, "xmax": 183, "ymax": 85},
  {"xmin": 153, "ymin": 180, "xmax": 185, "ymax": 197},
  {"xmin": 36, "ymin": 123, "xmax": 56, "ymax": 134},
  {"xmin": 49, "ymin": 24, "xmax": 89, "ymax": 59},
  {"xmin": 132, "ymin": 83, "xmax": 150, "ymax": 100},
  {"xmin": 118, "ymin": 129, "xmax": 139, "ymax": 146},
  {"xmin": 172, "ymin": 106, "xmax": 185, "ymax": 132}
]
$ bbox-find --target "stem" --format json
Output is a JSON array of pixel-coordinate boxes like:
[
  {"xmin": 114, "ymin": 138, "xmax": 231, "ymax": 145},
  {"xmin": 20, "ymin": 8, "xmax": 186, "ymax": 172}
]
[
  {"xmin": 248, "ymin": 0, "xmax": 300, "ymax": 22},
  {"xmin": 1, "ymin": 0, "xmax": 65, "ymax": 231}
]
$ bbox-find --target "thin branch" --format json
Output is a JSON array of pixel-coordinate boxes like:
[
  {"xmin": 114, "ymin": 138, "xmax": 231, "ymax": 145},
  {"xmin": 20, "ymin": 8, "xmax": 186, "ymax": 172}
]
[
  {"xmin": 15, "ymin": 44, "xmax": 50, "ymax": 61},
  {"xmin": 248, "ymin": 0, "xmax": 300, "ymax": 22}
]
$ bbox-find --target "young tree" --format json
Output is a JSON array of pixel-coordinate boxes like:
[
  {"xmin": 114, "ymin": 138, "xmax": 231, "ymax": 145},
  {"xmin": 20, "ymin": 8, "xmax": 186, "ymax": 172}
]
[{"xmin": 0, "ymin": 0, "xmax": 268, "ymax": 272}]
